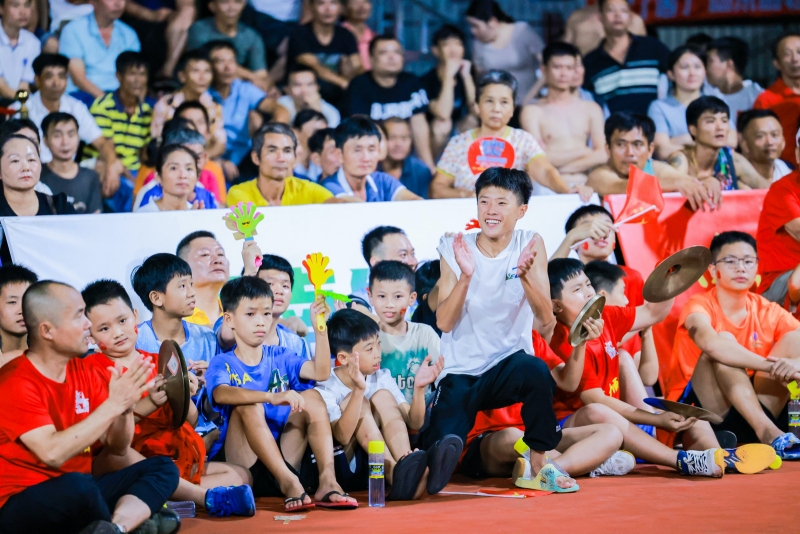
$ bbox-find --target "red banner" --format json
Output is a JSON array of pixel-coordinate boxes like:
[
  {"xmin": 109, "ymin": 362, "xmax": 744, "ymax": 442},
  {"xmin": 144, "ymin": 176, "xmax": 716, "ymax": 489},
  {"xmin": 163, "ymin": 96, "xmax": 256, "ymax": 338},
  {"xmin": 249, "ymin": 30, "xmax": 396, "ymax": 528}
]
[
  {"xmin": 606, "ymin": 190, "xmax": 767, "ymax": 390},
  {"xmin": 629, "ymin": 0, "xmax": 800, "ymax": 24}
]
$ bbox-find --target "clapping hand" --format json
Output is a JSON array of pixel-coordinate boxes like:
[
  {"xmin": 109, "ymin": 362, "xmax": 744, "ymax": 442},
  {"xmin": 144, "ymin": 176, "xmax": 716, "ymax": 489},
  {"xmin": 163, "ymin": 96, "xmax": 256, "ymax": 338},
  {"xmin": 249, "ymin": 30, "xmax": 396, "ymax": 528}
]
[{"xmin": 414, "ymin": 355, "xmax": 445, "ymax": 389}]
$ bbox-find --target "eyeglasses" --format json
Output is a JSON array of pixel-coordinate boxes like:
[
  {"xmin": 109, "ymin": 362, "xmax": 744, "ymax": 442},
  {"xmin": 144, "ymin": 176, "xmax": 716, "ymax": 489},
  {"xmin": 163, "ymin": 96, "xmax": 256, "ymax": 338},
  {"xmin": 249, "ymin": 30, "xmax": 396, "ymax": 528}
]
[{"xmin": 714, "ymin": 256, "xmax": 759, "ymax": 270}]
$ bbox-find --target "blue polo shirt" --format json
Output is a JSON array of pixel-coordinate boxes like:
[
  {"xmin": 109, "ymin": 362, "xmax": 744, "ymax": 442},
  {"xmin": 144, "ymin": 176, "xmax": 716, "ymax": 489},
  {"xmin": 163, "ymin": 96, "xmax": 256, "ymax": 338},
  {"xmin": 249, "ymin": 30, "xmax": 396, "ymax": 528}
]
[
  {"xmin": 321, "ymin": 168, "xmax": 406, "ymax": 202},
  {"xmin": 210, "ymin": 79, "xmax": 266, "ymax": 165},
  {"xmin": 378, "ymin": 156, "xmax": 432, "ymax": 199},
  {"xmin": 60, "ymin": 14, "xmax": 141, "ymax": 93}
]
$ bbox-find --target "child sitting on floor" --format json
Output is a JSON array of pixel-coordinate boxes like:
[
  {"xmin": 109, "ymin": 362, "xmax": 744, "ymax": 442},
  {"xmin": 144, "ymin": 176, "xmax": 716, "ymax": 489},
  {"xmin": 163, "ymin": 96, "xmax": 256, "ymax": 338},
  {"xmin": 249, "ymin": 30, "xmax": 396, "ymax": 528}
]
[
  {"xmin": 82, "ymin": 279, "xmax": 255, "ymax": 516},
  {"xmin": 314, "ymin": 309, "xmax": 450, "ymax": 501},
  {"xmin": 206, "ymin": 276, "xmax": 357, "ymax": 511}
]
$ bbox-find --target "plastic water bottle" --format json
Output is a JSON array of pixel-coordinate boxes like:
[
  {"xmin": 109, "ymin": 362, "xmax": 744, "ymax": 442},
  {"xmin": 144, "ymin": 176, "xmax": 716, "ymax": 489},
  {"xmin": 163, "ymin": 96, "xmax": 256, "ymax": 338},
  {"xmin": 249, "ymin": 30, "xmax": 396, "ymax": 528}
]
[
  {"xmin": 789, "ymin": 387, "xmax": 800, "ymax": 439},
  {"xmin": 368, "ymin": 441, "xmax": 385, "ymax": 508}
]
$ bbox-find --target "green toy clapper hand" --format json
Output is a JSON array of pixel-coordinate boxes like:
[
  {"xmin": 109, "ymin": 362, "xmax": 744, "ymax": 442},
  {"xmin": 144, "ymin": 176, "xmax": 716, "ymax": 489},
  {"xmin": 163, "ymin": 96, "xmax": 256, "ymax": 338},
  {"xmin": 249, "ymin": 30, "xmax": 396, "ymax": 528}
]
[{"xmin": 224, "ymin": 202, "xmax": 265, "ymax": 267}]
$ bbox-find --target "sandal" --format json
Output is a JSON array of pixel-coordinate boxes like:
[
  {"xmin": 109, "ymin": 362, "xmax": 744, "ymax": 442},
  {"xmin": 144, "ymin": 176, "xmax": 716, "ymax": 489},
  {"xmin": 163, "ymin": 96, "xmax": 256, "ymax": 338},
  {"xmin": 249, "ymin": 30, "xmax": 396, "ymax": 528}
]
[
  {"xmin": 514, "ymin": 462, "xmax": 579, "ymax": 493},
  {"xmin": 426, "ymin": 435, "xmax": 463, "ymax": 495},
  {"xmin": 315, "ymin": 491, "xmax": 358, "ymax": 510},
  {"xmin": 284, "ymin": 492, "xmax": 315, "ymax": 512},
  {"xmin": 386, "ymin": 450, "xmax": 427, "ymax": 501}
]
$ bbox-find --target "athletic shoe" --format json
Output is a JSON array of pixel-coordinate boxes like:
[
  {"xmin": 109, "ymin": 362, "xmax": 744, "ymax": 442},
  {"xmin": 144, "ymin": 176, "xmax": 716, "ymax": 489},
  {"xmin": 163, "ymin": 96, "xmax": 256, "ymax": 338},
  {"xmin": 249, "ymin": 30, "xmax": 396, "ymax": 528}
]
[
  {"xmin": 79, "ymin": 521, "xmax": 122, "ymax": 534},
  {"xmin": 771, "ymin": 433, "xmax": 800, "ymax": 460},
  {"xmin": 676, "ymin": 449, "xmax": 724, "ymax": 478},
  {"xmin": 205, "ymin": 485, "xmax": 256, "ymax": 517},
  {"xmin": 130, "ymin": 509, "xmax": 181, "ymax": 534},
  {"xmin": 722, "ymin": 443, "xmax": 777, "ymax": 474},
  {"xmin": 589, "ymin": 450, "xmax": 635, "ymax": 478}
]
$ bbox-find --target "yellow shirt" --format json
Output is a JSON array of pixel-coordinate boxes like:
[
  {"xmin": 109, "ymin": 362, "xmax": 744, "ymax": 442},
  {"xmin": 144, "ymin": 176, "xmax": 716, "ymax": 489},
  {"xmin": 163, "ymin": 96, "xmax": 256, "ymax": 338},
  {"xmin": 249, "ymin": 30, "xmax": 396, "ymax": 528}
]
[
  {"xmin": 185, "ymin": 298, "xmax": 222, "ymax": 327},
  {"xmin": 227, "ymin": 177, "xmax": 333, "ymax": 206}
]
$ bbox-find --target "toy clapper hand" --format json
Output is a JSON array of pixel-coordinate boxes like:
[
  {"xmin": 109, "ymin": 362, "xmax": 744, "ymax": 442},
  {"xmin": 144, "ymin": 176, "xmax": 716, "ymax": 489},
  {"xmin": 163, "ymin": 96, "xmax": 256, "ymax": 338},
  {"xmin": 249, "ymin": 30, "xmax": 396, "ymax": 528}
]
[
  {"xmin": 224, "ymin": 202, "xmax": 265, "ymax": 267},
  {"xmin": 302, "ymin": 253, "xmax": 335, "ymax": 332}
]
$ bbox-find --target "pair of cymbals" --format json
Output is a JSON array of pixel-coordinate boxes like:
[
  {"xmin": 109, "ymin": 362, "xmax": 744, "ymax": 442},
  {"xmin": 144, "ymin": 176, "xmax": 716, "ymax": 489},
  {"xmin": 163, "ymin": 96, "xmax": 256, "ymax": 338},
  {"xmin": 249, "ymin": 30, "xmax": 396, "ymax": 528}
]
[
  {"xmin": 158, "ymin": 340, "xmax": 191, "ymax": 429},
  {"xmin": 568, "ymin": 294, "xmax": 606, "ymax": 347},
  {"xmin": 644, "ymin": 398, "xmax": 724, "ymax": 424},
  {"xmin": 642, "ymin": 246, "xmax": 712, "ymax": 303}
]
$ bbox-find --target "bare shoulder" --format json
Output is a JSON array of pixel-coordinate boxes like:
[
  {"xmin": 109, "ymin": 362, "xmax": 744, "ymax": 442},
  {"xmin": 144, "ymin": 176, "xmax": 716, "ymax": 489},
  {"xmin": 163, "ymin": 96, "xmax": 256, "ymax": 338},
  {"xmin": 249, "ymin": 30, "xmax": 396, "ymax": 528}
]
[{"xmin": 666, "ymin": 150, "xmax": 688, "ymax": 168}]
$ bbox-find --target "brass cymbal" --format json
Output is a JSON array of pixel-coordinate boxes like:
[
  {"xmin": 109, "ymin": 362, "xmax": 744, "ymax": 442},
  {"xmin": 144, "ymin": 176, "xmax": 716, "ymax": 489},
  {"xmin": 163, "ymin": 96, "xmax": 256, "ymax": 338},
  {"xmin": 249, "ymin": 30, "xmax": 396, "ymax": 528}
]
[
  {"xmin": 568, "ymin": 294, "xmax": 605, "ymax": 347},
  {"xmin": 158, "ymin": 340, "xmax": 191, "ymax": 429},
  {"xmin": 642, "ymin": 246, "xmax": 712, "ymax": 303},
  {"xmin": 644, "ymin": 398, "xmax": 724, "ymax": 424}
]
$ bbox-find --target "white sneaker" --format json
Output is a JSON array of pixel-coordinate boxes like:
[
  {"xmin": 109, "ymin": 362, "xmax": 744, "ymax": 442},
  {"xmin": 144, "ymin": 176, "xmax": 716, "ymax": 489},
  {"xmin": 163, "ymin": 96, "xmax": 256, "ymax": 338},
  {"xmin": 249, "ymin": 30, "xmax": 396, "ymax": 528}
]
[
  {"xmin": 677, "ymin": 449, "xmax": 724, "ymax": 478},
  {"xmin": 589, "ymin": 450, "xmax": 635, "ymax": 478}
]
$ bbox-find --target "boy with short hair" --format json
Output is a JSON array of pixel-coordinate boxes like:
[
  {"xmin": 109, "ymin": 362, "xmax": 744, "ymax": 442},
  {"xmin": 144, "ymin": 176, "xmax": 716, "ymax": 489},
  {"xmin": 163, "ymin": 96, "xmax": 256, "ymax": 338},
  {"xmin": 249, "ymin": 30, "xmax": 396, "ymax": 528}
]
[
  {"xmin": 206, "ymin": 276, "xmax": 358, "ymax": 510},
  {"xmin": 315, "ymin": 308, "xmax": 447, "ymax": 500},
  {"xmin": 0, "ymin": 0, "xmax": 40, "ymax": 102},
  {"xmin": 368, "ymin": 260, "xmax": 439, "ymax": 403},
  {"xmin": 0, "ymin": 264, "xmax": 37, "ymax": 357},
  {"xmin": 255, "ymin": 254, "xmax": 310, "ymax": 358},
  {"xmin": 81, "ymin": 279, "xmax": 256, "ymax": 517},
  {"xmin": 40, "ymin": 112, "xmax": 103, "ymax": 214},
  {"xmin": 308, "ymin": 127, "xmax": 342, "ymax": 181},
  {"xmin": 546, "ymin": 258, "xmax": 776, "ymax": 477},
  {"xmin": 151, "ymin": 49, "xmax": 227, "ymax": 159}
]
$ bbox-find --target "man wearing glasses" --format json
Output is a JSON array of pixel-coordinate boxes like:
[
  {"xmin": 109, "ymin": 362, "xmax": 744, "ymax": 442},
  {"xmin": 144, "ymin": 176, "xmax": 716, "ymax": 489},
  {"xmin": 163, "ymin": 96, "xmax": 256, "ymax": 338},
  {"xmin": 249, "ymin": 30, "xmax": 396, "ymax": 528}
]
[{"xmin": 665, "ymin": 231, "xmax": 800, "ymax": 460}]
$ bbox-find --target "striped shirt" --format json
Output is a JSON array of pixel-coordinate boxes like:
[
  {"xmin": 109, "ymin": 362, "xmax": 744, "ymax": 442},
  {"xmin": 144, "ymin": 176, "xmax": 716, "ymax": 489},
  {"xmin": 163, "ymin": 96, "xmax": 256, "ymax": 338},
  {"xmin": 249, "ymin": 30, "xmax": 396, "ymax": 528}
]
[
  {"xmin": 583, "ymin": 34, "xmax": 669, "ymax": 116},
  {"xmin": 87, "ymin": 91, "xmax": 153, "ymax": 171}
]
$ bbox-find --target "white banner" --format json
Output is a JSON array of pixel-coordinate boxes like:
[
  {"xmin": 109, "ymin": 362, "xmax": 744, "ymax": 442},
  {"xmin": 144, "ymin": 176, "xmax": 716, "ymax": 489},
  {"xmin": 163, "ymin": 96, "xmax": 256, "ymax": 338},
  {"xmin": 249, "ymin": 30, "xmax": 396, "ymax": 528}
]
[{"xmin": 1, "ymin": 196, "xmax": 592, "ymax": 329}]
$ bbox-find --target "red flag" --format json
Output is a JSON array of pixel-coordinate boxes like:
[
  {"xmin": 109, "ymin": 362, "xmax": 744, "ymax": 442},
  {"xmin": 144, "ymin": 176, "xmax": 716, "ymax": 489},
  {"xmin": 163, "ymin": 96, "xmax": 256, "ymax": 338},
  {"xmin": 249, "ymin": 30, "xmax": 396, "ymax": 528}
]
[{"xmin": 616, "ymin": 164, "xmax": 664, "ymax": 225}]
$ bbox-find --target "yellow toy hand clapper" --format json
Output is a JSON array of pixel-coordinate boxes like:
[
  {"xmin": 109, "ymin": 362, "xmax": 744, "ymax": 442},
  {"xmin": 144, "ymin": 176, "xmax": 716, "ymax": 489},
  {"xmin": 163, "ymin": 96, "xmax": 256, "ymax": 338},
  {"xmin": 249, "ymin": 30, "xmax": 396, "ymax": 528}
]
[{"xmin": 302, "ymin": 252, "xmax": 351, "ymax": 332}]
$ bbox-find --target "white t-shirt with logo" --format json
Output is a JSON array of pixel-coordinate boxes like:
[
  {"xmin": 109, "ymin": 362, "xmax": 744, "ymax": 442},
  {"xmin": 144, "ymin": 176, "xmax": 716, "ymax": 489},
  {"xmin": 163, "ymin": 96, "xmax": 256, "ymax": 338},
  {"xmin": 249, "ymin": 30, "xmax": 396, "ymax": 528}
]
[
  {"xmin": 314, "ymin": 367, "xmax": 407, "ymax": 422},
  {"xmin": 435, "ymin": 230, "xmax": 535, "ymax": 384},
  {"xmin": 773, "ymin": 159, "xmax": 792, "ymax": 182}
]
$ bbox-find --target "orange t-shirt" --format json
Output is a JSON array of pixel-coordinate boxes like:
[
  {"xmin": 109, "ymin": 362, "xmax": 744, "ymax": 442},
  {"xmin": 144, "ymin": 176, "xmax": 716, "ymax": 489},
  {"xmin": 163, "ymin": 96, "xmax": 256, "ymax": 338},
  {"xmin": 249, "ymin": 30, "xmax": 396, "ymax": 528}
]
[
  {"xmin": 133, "ymin": 162, "xmax": 227, "ymax": 204},
  {"xmin": 665, "ymin": 287, "xmax": 800, "ymax": 401},
  {"xmin": 619, "ymin": 265, "xmax": 644, "ymax": 356}
]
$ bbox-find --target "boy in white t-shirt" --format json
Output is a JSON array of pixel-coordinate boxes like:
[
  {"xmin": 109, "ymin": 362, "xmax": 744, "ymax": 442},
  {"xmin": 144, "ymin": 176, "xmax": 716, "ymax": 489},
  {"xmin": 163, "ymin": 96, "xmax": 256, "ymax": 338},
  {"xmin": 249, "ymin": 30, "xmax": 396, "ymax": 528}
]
[
  {"xmin": 368, "ymin": 260, "xmax": 440, "ymax": 404},
  {"xmin": 315, "ymin": 309, "xmax": 454, "ymax": 501}
]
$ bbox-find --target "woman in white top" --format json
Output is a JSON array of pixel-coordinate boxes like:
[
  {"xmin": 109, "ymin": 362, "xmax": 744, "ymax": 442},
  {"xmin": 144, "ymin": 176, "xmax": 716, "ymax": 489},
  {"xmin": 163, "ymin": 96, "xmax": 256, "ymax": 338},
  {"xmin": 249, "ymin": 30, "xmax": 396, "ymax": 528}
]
[
  {"xmin": 466, "ymin": 0, "xmax": 544, "ymax": 106},
  {"xmin": 136, "ymin": 145, "xmax": 204, "ymax": 212}
]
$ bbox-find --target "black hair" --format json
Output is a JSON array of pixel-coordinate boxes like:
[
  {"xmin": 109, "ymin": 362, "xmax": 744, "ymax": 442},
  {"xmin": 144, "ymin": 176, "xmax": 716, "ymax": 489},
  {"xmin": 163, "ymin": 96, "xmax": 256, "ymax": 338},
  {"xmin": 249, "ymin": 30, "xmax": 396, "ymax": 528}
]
[
  {"xmin": 415, "ymin": 260, "xmax": 440, "ymax": 297},
  {"xmin": 685, "ymin": 33, "xmax": 713, "ymax": 52},
  {"xmin": 115, "ymin": 51, "xmax": 149, "ymax": 75},
  {"xmin": 686, "ymin": 95, "xmax": 729, "ymax": 131},
  {"xmin": 543, "ymin": 42, "xmax": 580, "ymax": 66},
  {"xmin": 308, "ymin": 127, "xmax": 335, "ymax": 155},
  {"xmin": 203, "ymin": 39, "xmax": 238, "ymax": 58},
  {"xmin": 476, "ymin": 69, "xmax": 517, "ymax": 102},
  {"xmin": 142, "ymin": 117, "xmax": 197, "ymax": 168},
  {"xmin": 369, "ymin": 260, "xmax": 415, "ymax": 291},
  {"xmin": 0, "ymin": 118, "xmax": 40, "ymax": 143},
  {"xmin": 177, "ymin": 49, "xmax": 211, "ymax": 74},
  {"xmin": 474, "ymin": 167, "xmax": 532, "ymax": 206},
  {"xmin": 0, "ymin": 265, "xmax": 38, "ymax": 294},
  {"xmin": 465, "ymin": 0, "xmax": 513, "ymax": 23},
  {"xmin": 707, "ymin": 37, "xmax": 749, "ymax": 76},
  {"xmin": 41, "ymin": 112, "xmax": 78, "ymax": 137},
  {"xmin": 176, "ymin": 230, "xmax": 216, "ymax": 259},
  {"xmin": 548, "ymin": 258, "xmax": 586, "ymax": 299},
  {"xmin": 604, "ymin": 112, "xmax": 656, "ymax": 145},
  {"xmin": 175, "ymin": 100, "xmax": 210, "ymax": 128},
  {"xmin": 33, "ymin": 54, "xmax": 69, "ymax": 77},
  {"xmin": 287, "ymin": 65, "xmax": 318, "ymax": 80},
  {"xmin": 583, "ymin": 261, "xmax": 626, "ymax": 295},
  {"xmin": 220, "ymin": 276, "xmax": 273, "ymax": 313},
  {"xmin": 156, "ymin": 144, "xmax": 199, "ymax": 176},
  {"xmin": 82, "ymin": 279, "xmax": 134, "ymax": 315},
  {"xmin": 737, "ymin": 109, "xmax": 781, "ymax": 134},
  {"xmin": 667, "ymin": 44, "xmax": 705, "ymax": 72},
  {"xmin": 771, "ymin": 33, "xmax": 800, "ymax": 60},
  {"xmin": 709, "ymin": 231, "xmax": 757, "ymax": 260},
  {"xmin": 334, "ymin": 116, "xmax": 380, "ymax": 150},
  {"xmin": 565, "ymin": 205, "xmax": 613, "ymax": 233},
  {"xmin": 131, "ymin": 253, "xmax": 193, "ymax": 311},
  {"xmin": 293, "ymin": 108, "xmax": 327, "ymax": 130},
  {"xmin": 252, "ymin": 122, "xmax": 297, "ymax": 156},
  {"xmin": 164, "ymin": 127, "xmax": 206, "ymax": 148},
  {"xmin": 368, "ymin": 32, "xmax": 400, "ymax": 57},
  {"xmin": 0, "ymin": 133, "xmax": 39, "ymax": 159},
  {"xmin": 327, "ymin": 308, "xmax": 381, "ymax": 355},
  {"xmin": 432, "ymin": 24, "xmax": 465, "ymax": 47},
  {"xmin": 258, "ymin": 254, "xmax": 295, "ymax": 288},
  {"xmin": 362, "ymin": 226, "xmax": 406, "ymax": 264}
]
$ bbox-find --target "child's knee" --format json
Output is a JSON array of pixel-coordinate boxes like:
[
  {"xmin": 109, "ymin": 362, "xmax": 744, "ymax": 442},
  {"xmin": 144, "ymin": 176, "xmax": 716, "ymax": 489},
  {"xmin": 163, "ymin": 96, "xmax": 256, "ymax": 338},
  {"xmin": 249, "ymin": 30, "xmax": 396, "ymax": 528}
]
[
  {"xmin": 579, "ymin": 403, "xmax": 616, "ymax": 424},
  {"xmin": 600, "ymin": 423, "xmax": 624, "ymax": 447},
  {"xmin": 233, "ymin": 403, "xmax": 266, "ymax": 422}
]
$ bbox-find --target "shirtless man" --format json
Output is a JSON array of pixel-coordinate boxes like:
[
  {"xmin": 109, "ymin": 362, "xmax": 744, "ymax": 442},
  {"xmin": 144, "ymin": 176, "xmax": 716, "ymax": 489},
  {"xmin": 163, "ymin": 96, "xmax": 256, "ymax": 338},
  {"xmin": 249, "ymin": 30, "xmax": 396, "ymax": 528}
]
[
  {"xmin": 562, "ymin": 3, "xmax": 646, "ymax": 56},
  {"xmin": 520, "ymin": 42, "xmax": 606, "ymax": 187},
  {"xmin": 587, "ymin": 112, "xmax": 720, "ymax": 211},
  {"xmin": 667, "ymin": 96, "xmax": 770, "ymax": 191}
]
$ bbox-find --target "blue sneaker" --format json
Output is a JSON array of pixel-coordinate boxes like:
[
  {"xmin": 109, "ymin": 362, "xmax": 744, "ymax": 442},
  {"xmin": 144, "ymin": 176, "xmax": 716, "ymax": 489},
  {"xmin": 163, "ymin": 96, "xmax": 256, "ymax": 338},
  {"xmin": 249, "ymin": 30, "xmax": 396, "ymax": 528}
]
[
  {"xmin": 205, "ymin": 485, "xmax": 256, "ymax": 517},
  {"xmin": 771, "ymin": 433, "xmax": 800, "ymax": 460}
]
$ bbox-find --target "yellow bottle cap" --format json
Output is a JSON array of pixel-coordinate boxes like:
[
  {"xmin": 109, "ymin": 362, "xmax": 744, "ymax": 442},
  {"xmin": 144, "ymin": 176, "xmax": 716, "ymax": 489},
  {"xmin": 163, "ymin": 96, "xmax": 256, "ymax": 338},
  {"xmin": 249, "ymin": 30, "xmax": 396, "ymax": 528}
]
[
  {"xmin": 368, "ymin": 441, "xmax": 385, "ymax": 454},
  {"xmin": 788, "ymin": 381, "xmax": 800, "ymax": 400}
]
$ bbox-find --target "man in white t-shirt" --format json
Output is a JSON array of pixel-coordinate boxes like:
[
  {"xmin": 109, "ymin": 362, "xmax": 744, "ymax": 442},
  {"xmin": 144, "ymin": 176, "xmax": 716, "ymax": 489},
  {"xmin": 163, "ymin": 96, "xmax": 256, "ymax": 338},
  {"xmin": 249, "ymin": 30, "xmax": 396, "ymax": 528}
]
[
  {"xmin": 706, "ymin": 38, "xmax": 764, "ymax": 121},
  {"xmin": 738, "ymin": 109, "xmax": 793, "ymax": 183},
  {"xmin": 422, "ymin": 166, "xmax": 576, "ymax": 491}
]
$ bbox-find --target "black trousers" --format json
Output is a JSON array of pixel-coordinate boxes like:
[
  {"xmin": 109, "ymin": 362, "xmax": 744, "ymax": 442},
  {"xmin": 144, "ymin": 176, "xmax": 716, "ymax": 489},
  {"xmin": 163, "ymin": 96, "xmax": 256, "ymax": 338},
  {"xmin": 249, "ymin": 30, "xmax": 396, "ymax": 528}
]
[
  {"xmin": 421, "ymin": 351, "xmax": 561, "ymax": 452},
  {"xmin": 0, "ymin": 456, "xmax": 179, "ymax": 534}
]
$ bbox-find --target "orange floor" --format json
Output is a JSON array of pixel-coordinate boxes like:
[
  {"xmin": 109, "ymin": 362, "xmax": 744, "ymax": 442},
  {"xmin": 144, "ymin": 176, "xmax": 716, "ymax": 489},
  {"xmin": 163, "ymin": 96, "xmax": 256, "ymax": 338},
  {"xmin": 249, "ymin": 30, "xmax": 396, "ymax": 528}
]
[{"xmin": 181, "ymin": 462, "xmax": 797, "ymax": 533}]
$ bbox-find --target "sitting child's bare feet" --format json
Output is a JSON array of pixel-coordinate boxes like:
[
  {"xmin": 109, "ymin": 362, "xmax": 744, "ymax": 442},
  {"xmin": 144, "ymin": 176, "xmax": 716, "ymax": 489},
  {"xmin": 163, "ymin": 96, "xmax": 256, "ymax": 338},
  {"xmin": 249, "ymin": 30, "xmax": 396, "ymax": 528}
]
[
  {"xmin": 315, "ymin": 476, "xmax": 358, "ymax": 506},
  {"xmin": 280, "ymin": 477, "xmax": 312, "ymax": 510}
]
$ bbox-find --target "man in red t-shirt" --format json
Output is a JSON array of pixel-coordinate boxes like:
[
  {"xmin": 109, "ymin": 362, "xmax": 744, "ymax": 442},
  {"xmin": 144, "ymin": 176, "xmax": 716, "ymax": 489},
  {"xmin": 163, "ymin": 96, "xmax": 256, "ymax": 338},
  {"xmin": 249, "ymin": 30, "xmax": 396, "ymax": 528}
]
[
  {"xmin": 753, "ymin": 34, "xmax": 800, "ymax": 165},
  {"xmin": 0, "ymin": 281, "xmax": 180, "ymax": 534},
  {"xmin": 756, "ymin": 133, "xmax": 800, "ymax": 310}
]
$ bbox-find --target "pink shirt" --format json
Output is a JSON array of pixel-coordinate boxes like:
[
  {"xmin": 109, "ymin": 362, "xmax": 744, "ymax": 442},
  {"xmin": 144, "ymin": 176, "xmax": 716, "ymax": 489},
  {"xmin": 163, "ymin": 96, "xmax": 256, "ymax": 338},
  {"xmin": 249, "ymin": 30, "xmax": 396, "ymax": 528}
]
[
  {"xmin": 142, "ymin": 168, "xmax": 222, "ymax": 204},
  {"xmin": 342, "ymin": 22, "xmax": 374, "ymax": 71}
]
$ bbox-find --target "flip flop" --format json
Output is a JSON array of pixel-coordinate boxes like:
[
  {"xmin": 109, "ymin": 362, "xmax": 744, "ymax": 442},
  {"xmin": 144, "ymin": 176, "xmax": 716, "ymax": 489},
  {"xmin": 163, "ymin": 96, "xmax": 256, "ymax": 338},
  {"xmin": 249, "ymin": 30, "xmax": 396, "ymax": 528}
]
[
  {"xmin": 722, "ymin": 443, "xmax": 780, "ymax": 474},
  {"xmin": 514, "ymin": 462, "xmax": 579, "ymax": 493},
  {"xmin": 315, "ymin": 491, "xmax": 358, "ymax": 510},
  {"xmin": 426, "ymin": 434, "xmax": 463, "ymax": 495},
  {"xmin": 386, "ymin": 450, "xmax": 427, "ymax": 501},
  {"xmin": 284, "ymin": 493, "xmax": 315, "ymax": 513}
]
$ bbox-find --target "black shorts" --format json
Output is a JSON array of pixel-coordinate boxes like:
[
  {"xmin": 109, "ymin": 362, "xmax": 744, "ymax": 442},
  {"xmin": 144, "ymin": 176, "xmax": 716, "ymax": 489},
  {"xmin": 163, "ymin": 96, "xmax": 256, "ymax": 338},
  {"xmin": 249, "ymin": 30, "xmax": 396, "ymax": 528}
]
[
  {"xmin": 248, "ymin": 448, "xmax": 317, "ymax": 498},
  {"xmin": 682, "ymin": 381, "xmax": 788, "ymax": 444},
  {"xmin": 330, "ymin": 444, "xmax": 369, "ymax": 493},
  {"xmin": 460, "ymin": 432, "xmax": 492, "ymax": 479}
]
